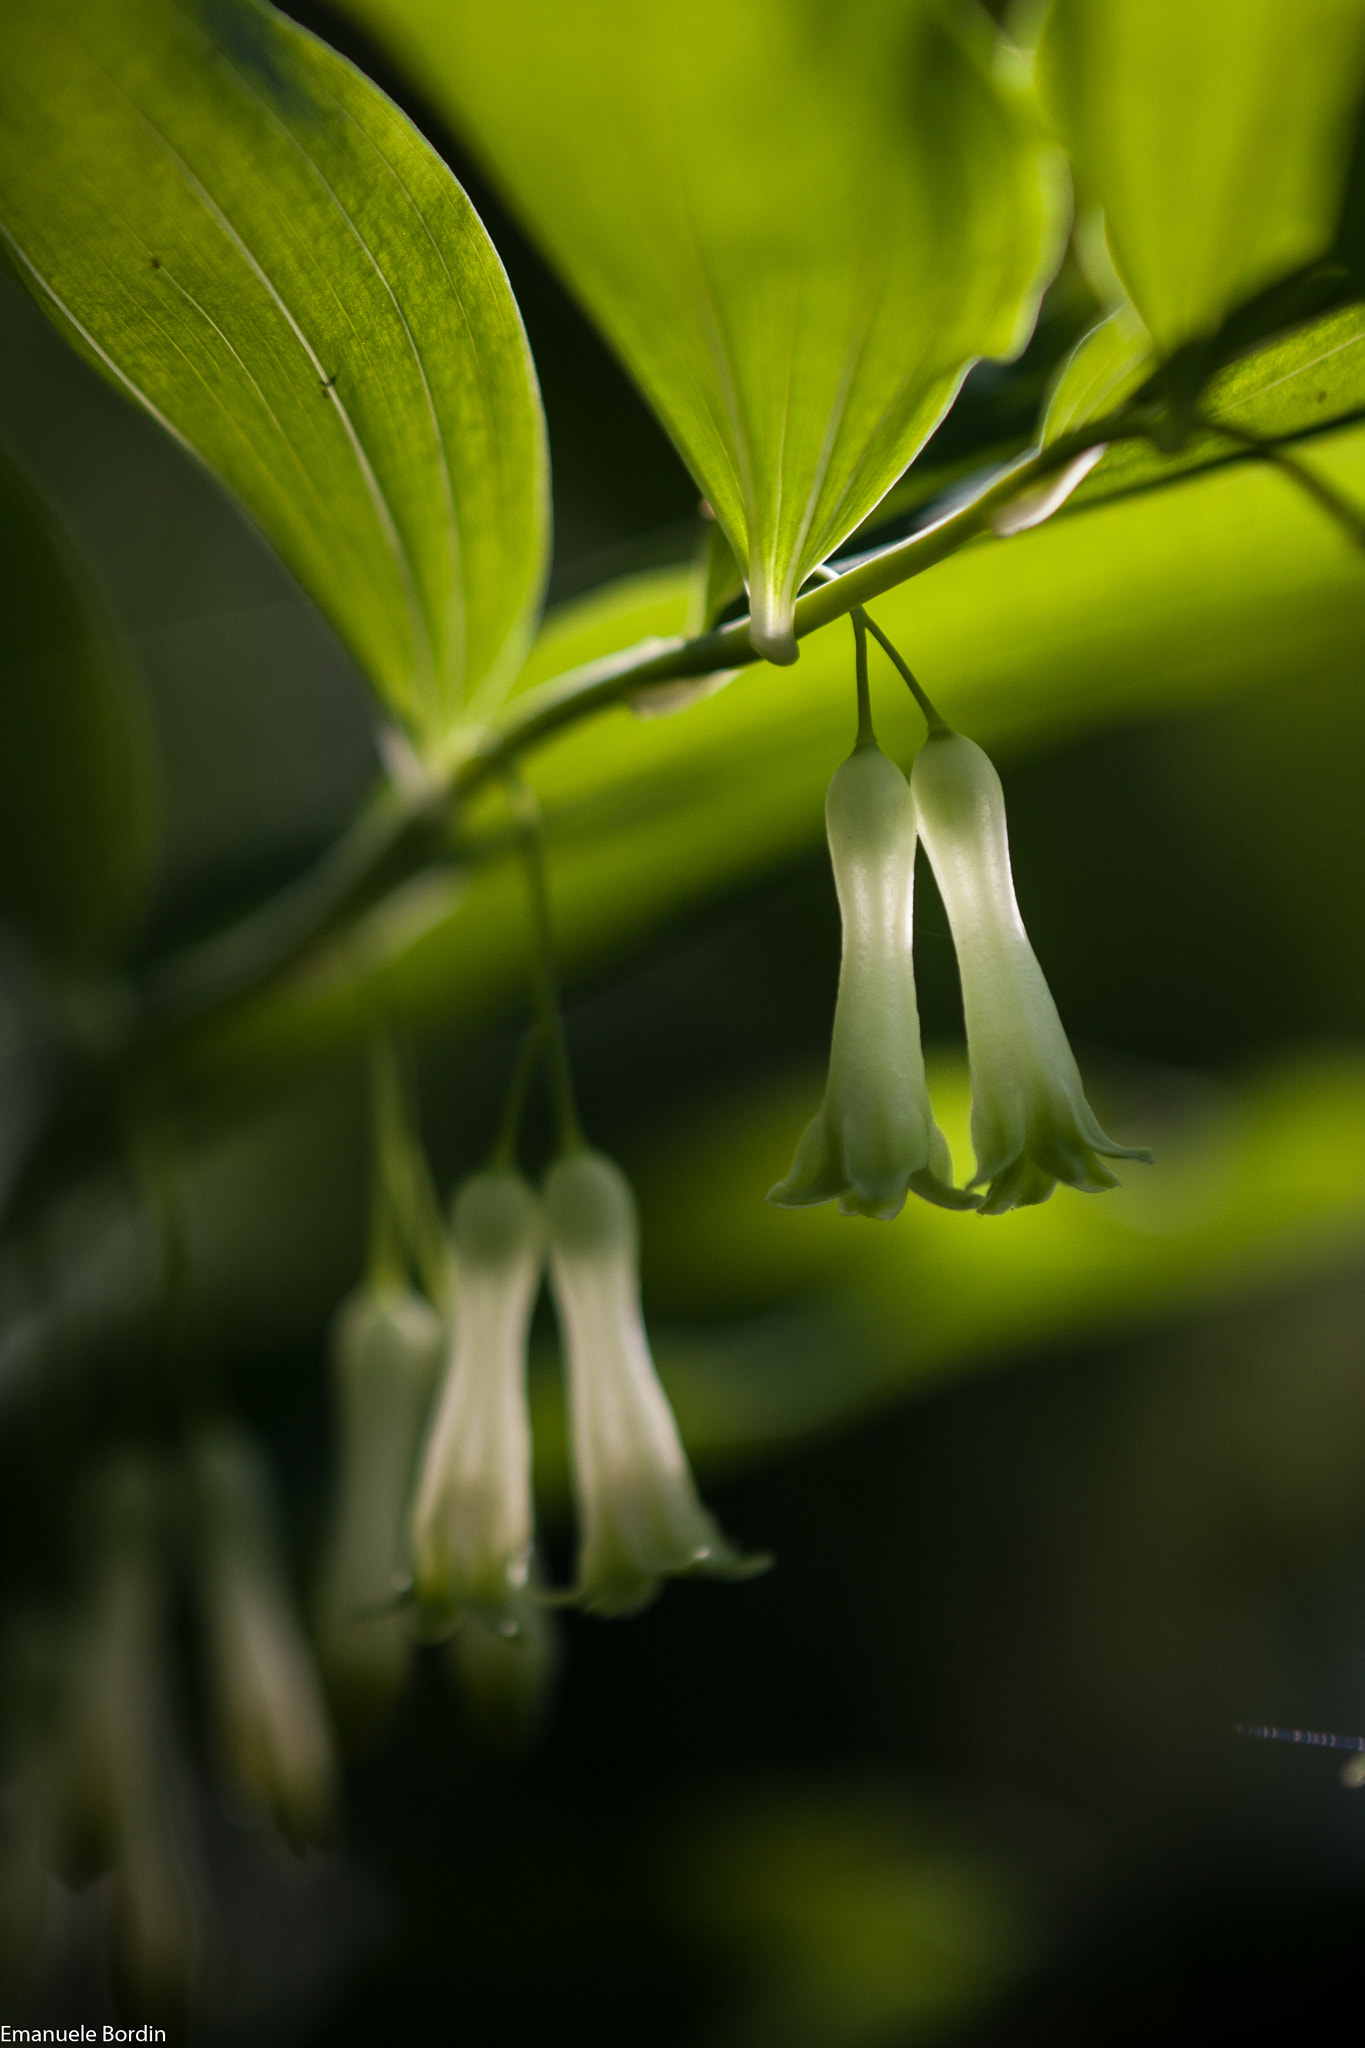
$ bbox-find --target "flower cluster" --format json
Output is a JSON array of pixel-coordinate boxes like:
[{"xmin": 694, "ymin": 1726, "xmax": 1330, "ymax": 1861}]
[
  {"xmin": 774, "ymin": 682, "xmax": 1148, "ymax": 1217},
  {"xmin": 0, "ymin": 1440, "xmax": 339, "ymax": 2012},
  {"xmin": 406, "ymin": 1149, "xmax": 764, "ymax": 1644}
]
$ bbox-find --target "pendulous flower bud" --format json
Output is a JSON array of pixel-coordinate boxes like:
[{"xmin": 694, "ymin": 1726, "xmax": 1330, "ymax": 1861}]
[
  {"xmin": 911, "ymin": 729, "xmax": 1151, "ymax": 1213},
  {"xmin": 409, "ymin": 1170, "xmax": 545, "ymax": 1639},
  {"xmin": 769, "ymin": 745, "xmax": 975, "ymax": 1219},
  {"xmin": 315, "ymin": 1287, "xmax": 442, "ymax": 1740},
  {"xmin": 545, "ymin": 1151, "xmax": 766, "ymax": 1618},
  {"xmin": 63, "ymin": 1457, "xmax": 203, "ymax": 2019},
  {"xmin": 192, "ymin": 1429, "xmax": 337, "ymax": 1853}
]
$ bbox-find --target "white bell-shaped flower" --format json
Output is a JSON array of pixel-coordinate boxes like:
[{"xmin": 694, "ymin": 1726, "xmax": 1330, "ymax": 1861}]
[
  {"xmin": 911, "ymin": 729, "xmax": 1151, "ymax": 1213},
  {"xmin": 192, "ymin": 1429, "xmax": 337, "ymax": 1852},
  {"xmin": 769, "ymin": 745, "xmax": 975, "ymax": 1218},
  {"xmin": 62, "ymin": 1457, "xmax": 203, "ymax": 2013},
  {"xmin": 409, "ymin": 1170, "xmax": 545, "ymax": 1638},
  {"xmin": 315, "ymin": 1287, "xmax": 442, "ymax": 1738},
  {"xmin": 545, "ymin": 1151, "xmax": 765, "ymax": 1618}
]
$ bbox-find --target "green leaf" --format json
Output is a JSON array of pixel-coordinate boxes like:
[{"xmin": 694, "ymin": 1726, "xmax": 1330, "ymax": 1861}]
[
  {"xmin": 0, "ymin": 0, "xmax": 548, "ymax": 756},
  {"xmin": 0, "ymin": 448, "xmax": 156, "ymax": 973},
  {"xmin": 346, "ymin": 0, "xmax": 1061, "ymax": 664},
  {"xmin": 1037, "ymin": 0, "xmax": 1365, "ymax": 356},
  {"xmin": 1070, "ymin": 303, "xmax": 1365, "ymax": 510},
  {"xmin": 1042, "ymin": 304, "xmax": 1154, "ymax": 444}
]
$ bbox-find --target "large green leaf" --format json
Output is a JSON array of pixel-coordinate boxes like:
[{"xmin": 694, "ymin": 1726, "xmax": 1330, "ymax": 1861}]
[
  {"xmin": 0, "ymin": 449, "xmax": 156, "ymax": 973},
  {"xmin": 347, "ymin": 0, "xmax": 1060, "ymax": 664},
  {"xmin": 1037, "ymin": 0, "xmax": 1365, "ymax": 355},
  {"xmin": 0, "ymin": 0, "xmax": 547, "ymax": 755}
]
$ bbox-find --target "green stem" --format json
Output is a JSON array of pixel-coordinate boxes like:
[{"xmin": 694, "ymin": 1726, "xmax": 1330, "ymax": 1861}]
[
  {"xmin": 490, "ymin": 1028, "xmax": 540, "ymax": 1170},
  {"xmin": 857, "ymin": 610, "xmax": 948, "ymax": 733},
  {"xmin": 369, "ymin": 1031, "xmax": 451, "ymax": 1307},
  {"xmin": 510, "ymin": 779, "xmax": 583, "ymax": 1154},
  {"xmin": 457, "ymin": 414, "xmax": 1146, "ymax": 800},
  {"xmin": 103, "ymin": 411, "xmax": 1147, "ymax": 1056},
  {"xmin": 0, "ymin": 405, "xmax": 1165, "ymax": 1233},
  {"xmin": 366, "ymin": 1034, "xmax": 412, "ymax": 1296},
  {"xmin": 851, "ymin": 610, "xmax": 875, "ymax": 748},
  {"xmin": 1201, "ymin": 418, "xmax": 1365, "ymax": 549}
]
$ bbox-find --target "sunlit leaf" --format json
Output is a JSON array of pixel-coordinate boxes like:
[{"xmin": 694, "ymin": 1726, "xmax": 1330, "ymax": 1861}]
[
  {"xmin": 0, "ymin": 448, "xmax": 156, "ymax": 972},
  {"xmin": 347, "ymin": 0, "xmax": 1061, "ymax": 663},
  {"xmin": 830, "ymin": 302, "xmax": 1365, "ymax": 552},
  {"xmin": 0, "ymin": 0, "xmax": 547, "ymax": 755},
  {"xmin": 1042, "ymin": 304, "xmax": 1153, "ymax": 444},
  {"xmin": 1071, "ymin": 303, "xmax": 1365, "ymax": 509},
  {"xmin": 1037, "ymin": 0, "xmax": 1365, "ymax": 355}
]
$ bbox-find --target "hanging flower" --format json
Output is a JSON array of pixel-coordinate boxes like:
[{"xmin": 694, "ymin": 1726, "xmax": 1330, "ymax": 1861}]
[
  {"xmin": 192, "ymin": 1430, "xmax": 337, "ymax": 1853},
  {"xmin": 769, "ymin": 744, "xmax": 976, "ymax": 1219},
  {"xmin": 910, "ymin": 729, "xmax": 1151, "ymax": 1213},
  {"xmin": 315, "ymin": 1286, "xmax": 442, "ymax": 1739},
  {"xmin": 545, "ymin": 1150, "xmax": 766, "ymax": 1618},
  {"xmin": 409, "ymin": 1169, "xmax": 545, "ymax": 1639},
  {"xmin": 62, "ymin": 1456, "xmax": 203, "ymax": 2013}
]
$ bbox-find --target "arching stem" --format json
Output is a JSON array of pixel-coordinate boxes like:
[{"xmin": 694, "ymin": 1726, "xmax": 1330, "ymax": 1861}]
[{"xmin": 1202, "ymin": 418, "xmax": 1365, "ymax": 550}]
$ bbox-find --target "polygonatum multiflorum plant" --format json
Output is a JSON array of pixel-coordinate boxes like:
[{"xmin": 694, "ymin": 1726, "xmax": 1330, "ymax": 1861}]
[{"xmin": 1, "ymin": 0, "xmax": 1365, "ymax": 2014}]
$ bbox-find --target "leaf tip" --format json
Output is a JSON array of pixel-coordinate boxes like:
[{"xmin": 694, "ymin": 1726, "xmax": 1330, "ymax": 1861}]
[{"xmin": 747, "ymin": 593, "xmax": 798, "ymax": 667}]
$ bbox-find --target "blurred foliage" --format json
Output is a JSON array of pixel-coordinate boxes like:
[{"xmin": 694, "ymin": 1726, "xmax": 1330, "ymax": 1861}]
[
  {"xmin": 0, "ymin": 450, "xmax": 156, "ymax": 975},
  {"xmin": 1037, "ymin": 0, "xmax": 1365, "ymax": 355},
  {"xmin": 2, "ymin": 0, "xmax": 1365, "ymax": 2041}
]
